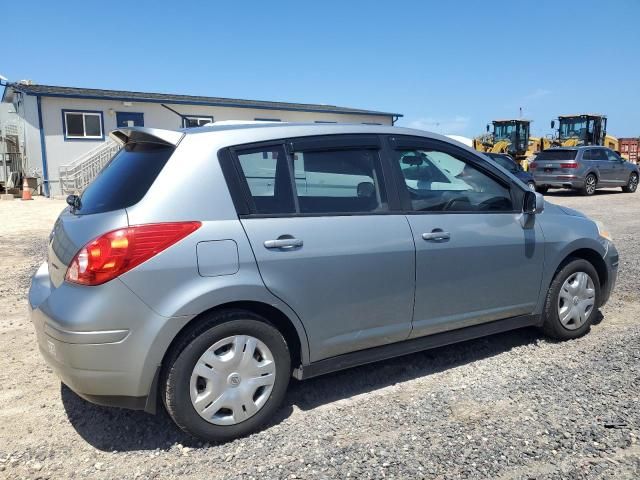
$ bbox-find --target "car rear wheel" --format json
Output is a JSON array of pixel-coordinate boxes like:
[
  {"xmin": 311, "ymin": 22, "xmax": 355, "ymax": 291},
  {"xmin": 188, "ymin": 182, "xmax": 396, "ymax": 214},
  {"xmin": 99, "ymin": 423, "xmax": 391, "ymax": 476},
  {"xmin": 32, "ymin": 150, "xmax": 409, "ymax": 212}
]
[
  {"xmin": 527, "ymin": 181, "xmax": 536, "ymax": 191},
  {"xmin": 582, "ymin": 174, "xmax": 597, "ymax": 196},
  {"xmin": 541, "ymin": 258, "xmax": 600, "ymax": 340},
  {"xmin": 622, "ymin": 172, "xmax": 638, "ymax": 193},
  {"xmin": 163, "ymin": 311, "xmax": 291, "ymax": 442}
]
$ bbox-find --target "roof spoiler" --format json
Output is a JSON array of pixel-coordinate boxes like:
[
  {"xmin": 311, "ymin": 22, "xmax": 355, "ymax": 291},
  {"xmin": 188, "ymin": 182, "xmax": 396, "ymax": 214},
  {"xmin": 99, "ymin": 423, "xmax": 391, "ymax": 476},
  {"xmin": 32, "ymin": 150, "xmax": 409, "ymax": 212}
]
[{"xmin": 109, "ymin": 127, "xmax": 184, "ymax": 147}]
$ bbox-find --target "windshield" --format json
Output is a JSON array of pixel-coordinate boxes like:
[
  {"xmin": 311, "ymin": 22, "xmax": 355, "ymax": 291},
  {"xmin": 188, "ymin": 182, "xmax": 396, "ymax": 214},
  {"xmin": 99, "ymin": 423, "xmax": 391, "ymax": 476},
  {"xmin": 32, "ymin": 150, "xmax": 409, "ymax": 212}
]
[
  {"xmin": 493, "ymin": 123, "xmax": 516, "ymax": 141},
  {"xmin": 559, "ymin": 118, "xmax": 587, "ymax": 141}
]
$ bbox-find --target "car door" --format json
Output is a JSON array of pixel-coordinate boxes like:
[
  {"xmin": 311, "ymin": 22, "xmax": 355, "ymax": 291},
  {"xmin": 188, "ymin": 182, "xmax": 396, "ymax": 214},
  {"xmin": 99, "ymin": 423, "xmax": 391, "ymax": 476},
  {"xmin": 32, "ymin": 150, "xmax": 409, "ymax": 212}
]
[
  {"xmin": 604, "ymin": 149, "xmax": 628, "ymax": 184},
  {"xmin": 385, "ymin": 135, "xmax": 545, "ymax": 338},
  {"xmin": 591, "ymin": 148, "xmax": 615, "ymax": 184},
  {"xmin": 228, "ymin": 135, "xmax": 416, "ymax": 362}
]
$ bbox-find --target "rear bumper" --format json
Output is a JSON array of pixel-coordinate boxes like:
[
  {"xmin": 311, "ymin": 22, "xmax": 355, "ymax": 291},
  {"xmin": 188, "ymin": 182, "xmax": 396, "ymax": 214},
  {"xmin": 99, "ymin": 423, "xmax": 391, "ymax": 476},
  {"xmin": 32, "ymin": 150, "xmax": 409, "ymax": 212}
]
[
  {"xmin": 29, "ymin": 262, "xmax": 192, "ymax": 412},
  {"xmin": 533, "ymin": 174, "xmax": 584, "ymax": 189}
]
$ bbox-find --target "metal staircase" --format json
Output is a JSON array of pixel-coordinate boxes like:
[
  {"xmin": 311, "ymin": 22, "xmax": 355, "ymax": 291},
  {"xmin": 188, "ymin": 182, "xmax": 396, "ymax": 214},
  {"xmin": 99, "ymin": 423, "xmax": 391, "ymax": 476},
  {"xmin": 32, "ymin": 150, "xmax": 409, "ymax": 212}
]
[{"xmin": 58, "ymin": 140, "xmax": 121, "ymax": 194}]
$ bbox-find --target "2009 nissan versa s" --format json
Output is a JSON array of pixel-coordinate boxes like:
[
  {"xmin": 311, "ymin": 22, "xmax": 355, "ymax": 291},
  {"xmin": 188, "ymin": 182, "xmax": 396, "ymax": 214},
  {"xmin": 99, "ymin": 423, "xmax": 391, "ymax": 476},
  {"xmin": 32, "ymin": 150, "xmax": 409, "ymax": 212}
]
[{"xmin": 29, "ymin": 123, "xmax": 618, "ymax": 442}]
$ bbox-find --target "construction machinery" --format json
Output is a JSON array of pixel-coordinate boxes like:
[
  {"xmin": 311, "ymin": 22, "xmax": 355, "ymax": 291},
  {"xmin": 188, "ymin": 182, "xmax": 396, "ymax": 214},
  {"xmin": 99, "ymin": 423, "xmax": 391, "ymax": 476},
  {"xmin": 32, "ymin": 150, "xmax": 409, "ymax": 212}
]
[
  {"xmin": 550, "ymin": 114, "xmax": 618, "ymax": 150},
  {"xmin": 473, "ymin": 119, "xmax": 532, "ymax": 166}
]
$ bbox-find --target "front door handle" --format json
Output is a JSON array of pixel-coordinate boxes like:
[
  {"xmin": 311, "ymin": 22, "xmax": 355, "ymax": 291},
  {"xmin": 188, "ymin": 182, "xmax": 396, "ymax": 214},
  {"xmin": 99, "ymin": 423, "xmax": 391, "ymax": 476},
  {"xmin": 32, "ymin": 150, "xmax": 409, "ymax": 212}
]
[
  {"xmin": 422, "ymin": 231, "xmax": 450, "ymax": 241},
  {"xmin": 264, "ymin": 237, "xmax": 303, "ymax": 249}
]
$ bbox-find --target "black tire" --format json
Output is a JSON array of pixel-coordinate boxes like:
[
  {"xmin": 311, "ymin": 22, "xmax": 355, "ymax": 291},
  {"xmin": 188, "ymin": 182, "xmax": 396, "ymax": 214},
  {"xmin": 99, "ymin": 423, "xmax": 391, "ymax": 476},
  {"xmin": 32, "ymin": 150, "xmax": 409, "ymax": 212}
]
[
  {"xmin": 541, "ymin": 258, "xmax": 601, "ymax": 340},
  {"xmin": 581, "ymin": 173, "xmax": 597, "ymax": 196},
  {"xmin": 162, "ymin": 310, "xmax": 291, "ymax": 442},
  {"xmin": 536, "ymin": 186, "xmax": 548, "ymax": 194},
  {"xmin": 622, "ymin": 172, "xmax": 638, "ymax": 193}
]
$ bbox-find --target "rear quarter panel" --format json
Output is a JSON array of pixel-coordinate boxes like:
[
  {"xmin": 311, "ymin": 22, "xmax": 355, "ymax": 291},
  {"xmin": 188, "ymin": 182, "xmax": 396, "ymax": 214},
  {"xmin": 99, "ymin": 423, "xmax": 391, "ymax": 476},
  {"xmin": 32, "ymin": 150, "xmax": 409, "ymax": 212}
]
[{"xmin": 122, "ymin": 132, "xmax": 311, "ymax": 364}]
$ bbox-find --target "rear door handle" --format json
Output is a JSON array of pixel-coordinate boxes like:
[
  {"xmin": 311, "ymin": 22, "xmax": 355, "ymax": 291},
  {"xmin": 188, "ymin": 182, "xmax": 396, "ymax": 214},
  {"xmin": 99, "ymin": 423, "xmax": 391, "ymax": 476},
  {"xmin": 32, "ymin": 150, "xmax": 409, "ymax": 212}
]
[
  {"xmin": 264, "ymin": 238, "xmax": 303, "ymax": 249},
  {"xmin": 422, "ymin": 231, "xmax": 450, "ymax": 241}
]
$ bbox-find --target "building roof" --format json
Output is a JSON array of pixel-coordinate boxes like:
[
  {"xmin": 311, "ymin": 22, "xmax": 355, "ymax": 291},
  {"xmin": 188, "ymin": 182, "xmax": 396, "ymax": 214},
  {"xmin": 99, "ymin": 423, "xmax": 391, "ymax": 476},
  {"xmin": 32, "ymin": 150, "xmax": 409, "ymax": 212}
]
[{"xmin": 1, "ymin": 83, "xmax": 402, "ymax": 118}]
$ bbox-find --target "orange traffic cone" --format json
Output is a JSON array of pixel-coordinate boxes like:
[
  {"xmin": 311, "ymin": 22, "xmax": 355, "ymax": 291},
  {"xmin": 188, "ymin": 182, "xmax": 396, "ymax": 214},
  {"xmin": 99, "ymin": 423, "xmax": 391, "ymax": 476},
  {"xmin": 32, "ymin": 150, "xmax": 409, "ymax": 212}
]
[{"xmin": 21, "ymin": 177, "xmax": 33, "ymax": 201}]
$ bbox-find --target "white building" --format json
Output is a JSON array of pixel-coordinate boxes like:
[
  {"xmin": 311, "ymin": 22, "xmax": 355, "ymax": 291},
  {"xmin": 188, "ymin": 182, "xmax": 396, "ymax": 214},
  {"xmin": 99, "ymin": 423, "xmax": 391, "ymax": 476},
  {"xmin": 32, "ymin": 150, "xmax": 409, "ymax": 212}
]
[{"xmin": 1, "ymin": 82, "xmax": 401, "ymax": 196}]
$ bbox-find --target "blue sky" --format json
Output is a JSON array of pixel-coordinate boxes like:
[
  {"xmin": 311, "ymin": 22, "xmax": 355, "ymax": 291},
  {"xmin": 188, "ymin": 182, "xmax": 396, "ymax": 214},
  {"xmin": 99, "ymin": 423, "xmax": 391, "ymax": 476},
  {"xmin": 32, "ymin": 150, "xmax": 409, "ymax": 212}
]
[{"xmin": 2, "ymin": 0, "xmax": 639, "ymax": 137}]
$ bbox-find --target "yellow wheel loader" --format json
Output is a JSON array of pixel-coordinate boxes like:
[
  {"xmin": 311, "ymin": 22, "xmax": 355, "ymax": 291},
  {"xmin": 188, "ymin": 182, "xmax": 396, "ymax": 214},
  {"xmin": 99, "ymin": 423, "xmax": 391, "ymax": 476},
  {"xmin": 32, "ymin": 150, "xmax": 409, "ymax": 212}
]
[
  {"xmin": 550, "ymin": 114, "xmax": 618, "ymax": 150},
  {"xmin": 473, "ymin": 119, "xmax": 533, "ymax": 168}
]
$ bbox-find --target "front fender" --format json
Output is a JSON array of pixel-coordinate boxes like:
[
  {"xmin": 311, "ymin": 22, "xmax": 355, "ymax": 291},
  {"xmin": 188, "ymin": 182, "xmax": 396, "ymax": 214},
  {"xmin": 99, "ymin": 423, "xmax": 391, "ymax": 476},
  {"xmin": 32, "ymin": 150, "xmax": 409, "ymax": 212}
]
[{"xmin": 536, "ymin": 209, "xmax": 605, "ymax": 313}]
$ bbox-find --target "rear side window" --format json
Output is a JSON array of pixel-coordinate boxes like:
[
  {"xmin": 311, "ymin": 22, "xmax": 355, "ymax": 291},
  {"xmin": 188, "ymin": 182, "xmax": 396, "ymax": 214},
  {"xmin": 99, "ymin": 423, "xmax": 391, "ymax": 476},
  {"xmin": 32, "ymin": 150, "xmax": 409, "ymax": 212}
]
[
  {"xmin": 293, "ymin": 149, "xmax": 387, "ymax": 214},
  {"xmin": 236, "ymin": 146, "xmax": 295, "ymax": 215},
  {"xmin": 234, "ymin": 143, "xmax": 387, "ymax": 215},
  {"xmin": 78, "ymin": 142, "xmax": 174, "ymax": 215},
  {"xmin": 536, "ymin": 150, "xmax": 577, "ymax": 161}
]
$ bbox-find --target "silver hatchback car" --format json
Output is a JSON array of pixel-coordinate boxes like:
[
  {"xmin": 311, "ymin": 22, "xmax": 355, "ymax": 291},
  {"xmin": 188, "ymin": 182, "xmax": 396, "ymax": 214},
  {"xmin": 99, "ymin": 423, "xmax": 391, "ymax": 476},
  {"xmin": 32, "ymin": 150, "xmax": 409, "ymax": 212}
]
[
  {"xmin": 30, "ymin": 123, "xmax": 618, "ymax": 441},
  {"xmin": 531, "ymin": 146, "xmax": 640, "ymax": 195}
]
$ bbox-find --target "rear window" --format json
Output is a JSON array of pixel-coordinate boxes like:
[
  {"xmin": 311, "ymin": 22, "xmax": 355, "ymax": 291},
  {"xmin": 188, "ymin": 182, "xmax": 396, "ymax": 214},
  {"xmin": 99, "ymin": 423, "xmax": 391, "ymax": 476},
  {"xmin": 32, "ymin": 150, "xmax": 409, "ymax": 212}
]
[
  {"xmin": 77, "ymin": 142, "xmax": 174, "ymax": 215},
  {"xmin": 490, "ymin": 155, "xmax": 518, "ymax": 172},
  {"xmin": 535, "ymin": 150, "xmax": 577, "ymax": 161}
]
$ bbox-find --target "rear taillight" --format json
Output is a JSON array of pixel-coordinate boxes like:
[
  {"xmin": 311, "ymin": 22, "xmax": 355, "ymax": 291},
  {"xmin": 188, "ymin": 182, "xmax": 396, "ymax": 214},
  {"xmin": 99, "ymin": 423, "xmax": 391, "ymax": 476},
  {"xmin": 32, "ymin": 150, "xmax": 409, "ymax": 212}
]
[
  {"xmin": 561, "ymin": 162, "xmax": 578, "ymax": 169},
  {"xmin": 529, "ymin": 162, "xmax": 537, "ymax": 170},
  {"xmin": 66, "ymin": 222, "xmax": 201, "ymax": 286}
]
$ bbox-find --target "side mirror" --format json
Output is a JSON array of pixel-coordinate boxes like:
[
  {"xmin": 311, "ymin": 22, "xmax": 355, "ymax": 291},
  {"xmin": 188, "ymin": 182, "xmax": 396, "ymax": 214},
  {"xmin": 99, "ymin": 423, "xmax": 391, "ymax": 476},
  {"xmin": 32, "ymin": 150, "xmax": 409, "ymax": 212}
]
[
  {"xmin": 550, "ymin": 120, "xmax": 555, "ymax": 129},
  {"xmin": 523, "ymin": 191, "xmax": 544, "ymax": 215}
]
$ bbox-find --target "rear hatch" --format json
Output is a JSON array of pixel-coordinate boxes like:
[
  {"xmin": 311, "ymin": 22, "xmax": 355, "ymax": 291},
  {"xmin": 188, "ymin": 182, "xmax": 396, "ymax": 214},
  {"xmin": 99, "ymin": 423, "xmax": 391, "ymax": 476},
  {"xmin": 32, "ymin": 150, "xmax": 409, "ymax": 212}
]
[
  {"xmin": 48, "ymin": 128, "xmax": 183, "ymax": 288},
  {"xmin": 531, "ymin": 149, "xmax": 578, "ymax": 178}
]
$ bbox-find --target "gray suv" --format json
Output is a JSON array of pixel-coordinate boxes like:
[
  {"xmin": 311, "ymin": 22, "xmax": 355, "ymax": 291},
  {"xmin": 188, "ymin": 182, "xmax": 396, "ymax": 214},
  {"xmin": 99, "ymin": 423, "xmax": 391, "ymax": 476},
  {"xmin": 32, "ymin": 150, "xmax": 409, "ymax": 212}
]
[
  {"xmin": 29, "ymin": 124, "xmax": 619, "ymax": 442},
  {"xmin": 531, "ymin": 146, "xmax": 639, "ymax": 195}
]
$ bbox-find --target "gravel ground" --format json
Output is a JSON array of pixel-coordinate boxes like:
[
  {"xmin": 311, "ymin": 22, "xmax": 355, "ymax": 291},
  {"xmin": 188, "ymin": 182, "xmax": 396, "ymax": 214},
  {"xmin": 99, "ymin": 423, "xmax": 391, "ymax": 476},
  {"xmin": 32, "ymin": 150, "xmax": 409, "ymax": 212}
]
[{"xmin": 0, "ymin": 190, "xmax": 639, "ymax": 479}]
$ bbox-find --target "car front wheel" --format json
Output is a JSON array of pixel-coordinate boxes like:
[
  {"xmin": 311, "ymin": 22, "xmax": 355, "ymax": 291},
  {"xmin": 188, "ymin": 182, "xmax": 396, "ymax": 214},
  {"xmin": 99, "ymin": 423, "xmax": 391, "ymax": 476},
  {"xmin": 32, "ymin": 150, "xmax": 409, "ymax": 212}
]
[
  {"xmin": 541, "ymin": 258, "xmax": 600, "ymax": 340},
  {"xmin": 622, "ymin": 172, "xmax": 638, "ymax": 193},
  {"xmin": 163, "ymin": 311, "xmax": 291, "ymax": 442}
]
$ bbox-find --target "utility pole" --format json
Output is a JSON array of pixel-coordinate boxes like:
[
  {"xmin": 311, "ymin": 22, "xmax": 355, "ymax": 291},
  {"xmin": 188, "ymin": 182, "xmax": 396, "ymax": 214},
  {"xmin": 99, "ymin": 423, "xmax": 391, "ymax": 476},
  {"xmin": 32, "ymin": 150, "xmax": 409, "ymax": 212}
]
[{"xmin": 0, "ymin": 127, "xmax": 7, "ymax": 191}]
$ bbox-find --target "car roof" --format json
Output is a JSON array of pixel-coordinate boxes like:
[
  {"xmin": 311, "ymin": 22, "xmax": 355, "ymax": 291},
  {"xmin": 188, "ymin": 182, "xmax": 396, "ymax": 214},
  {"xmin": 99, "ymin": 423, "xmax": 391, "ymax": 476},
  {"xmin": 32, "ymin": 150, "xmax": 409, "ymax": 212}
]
[
  {"xmin": 111, "ymin": 122, "xmax": 479, "ymax": 153},
  {"xmin": 544, "ymin": 146, "xmax": 606, "ymax": 151}
]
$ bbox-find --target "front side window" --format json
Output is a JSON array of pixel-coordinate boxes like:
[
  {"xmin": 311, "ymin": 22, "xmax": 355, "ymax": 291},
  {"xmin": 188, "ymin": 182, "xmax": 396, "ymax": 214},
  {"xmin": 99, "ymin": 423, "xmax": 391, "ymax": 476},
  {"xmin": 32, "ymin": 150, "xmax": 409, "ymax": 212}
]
[
  {"xmin": 604, "ymin": 149, "xmax": 620, "ymax": 162},
  {"xmin": 63, "ymin": 111, "xmax": 103, "ymax": 139},
  {"xmin": 183, "ymin": 116, "xmax": 213, "ymax": 128},
  {"xmin": 394, "ymin": 148, "xmax": 512, "ymax": 212}
]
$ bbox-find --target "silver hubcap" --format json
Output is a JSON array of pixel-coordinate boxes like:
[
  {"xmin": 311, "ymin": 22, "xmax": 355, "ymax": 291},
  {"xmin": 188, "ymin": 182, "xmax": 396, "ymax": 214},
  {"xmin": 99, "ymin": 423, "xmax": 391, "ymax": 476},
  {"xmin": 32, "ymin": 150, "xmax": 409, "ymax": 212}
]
[
  {"xmin": 629, "ymin": 174, "xmax": 638, "ymax": 191},
  {"xmin": 528, "ymin": 182, "xmax": 536, "ymax": 191},
  {"xmin": 190, "ymin": 335, "xmax": 276, "ymax": 425},
  {"xmin": 557, "ymin": 272, "xmax": 595, "ymax": 330},
  {"xmin": 585, "ymin": 176, "xmax": 596, "ymax": 194}
]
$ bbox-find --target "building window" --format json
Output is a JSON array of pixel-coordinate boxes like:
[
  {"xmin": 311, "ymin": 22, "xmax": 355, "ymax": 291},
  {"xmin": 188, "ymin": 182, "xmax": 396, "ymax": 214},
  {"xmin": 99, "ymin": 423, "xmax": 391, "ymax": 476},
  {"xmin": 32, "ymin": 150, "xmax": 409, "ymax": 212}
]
[
  {"xmin": 361, "ymin": 122, "xmax": 382, "ymax": 125},
  {"xmin": 63, "ymin": 110, "xmax": 104, "ymax": 140},
  {"xmin": 314, "ymin": 121, "xmax": 337, "ymax": 124},
  {"xmin": 182, "ymin": 116, "xmax": 213, "ymax": 128},
  {"xmin": 254, "ymin": 118, "xmax": 281, "ymax": 122}
]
